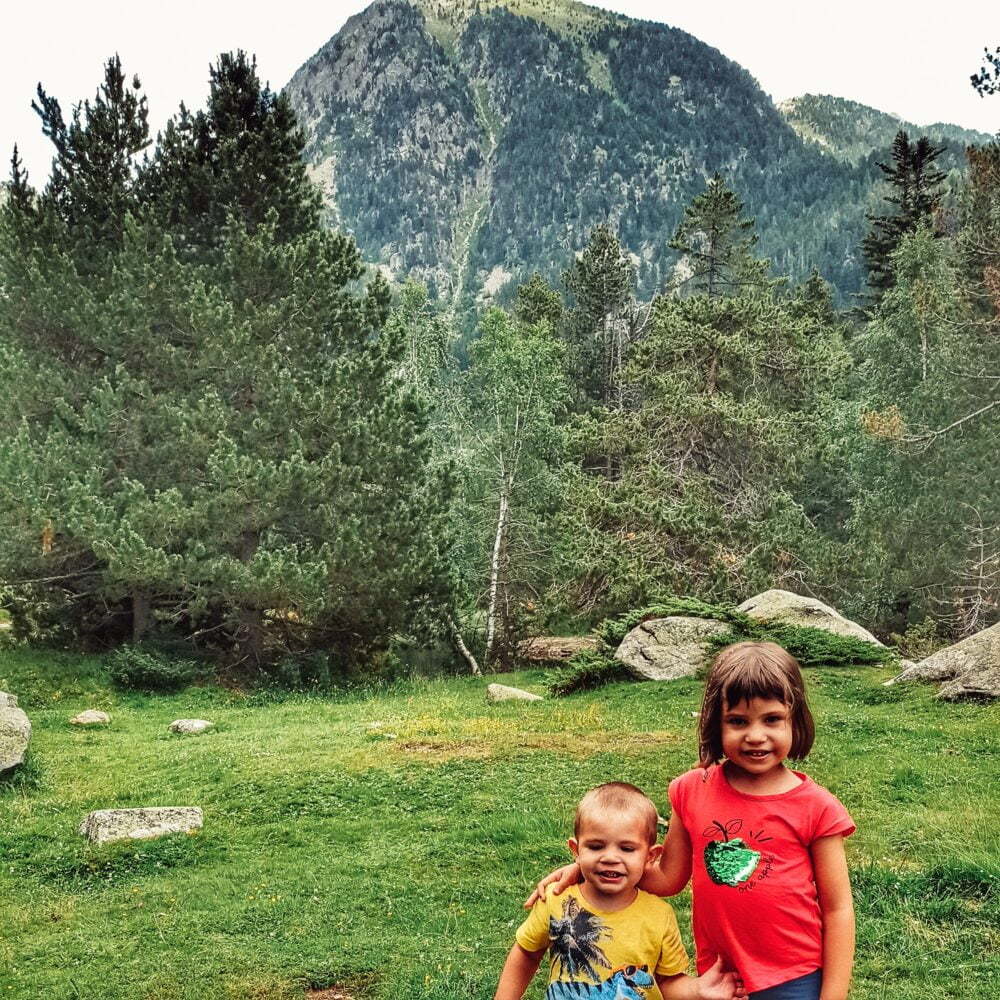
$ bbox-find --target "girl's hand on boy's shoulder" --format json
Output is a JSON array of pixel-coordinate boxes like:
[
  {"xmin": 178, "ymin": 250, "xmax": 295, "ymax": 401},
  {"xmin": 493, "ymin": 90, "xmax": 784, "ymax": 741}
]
[{"xmin": 523, "ymin": 863, "xmax": 582, "ymax": 909}]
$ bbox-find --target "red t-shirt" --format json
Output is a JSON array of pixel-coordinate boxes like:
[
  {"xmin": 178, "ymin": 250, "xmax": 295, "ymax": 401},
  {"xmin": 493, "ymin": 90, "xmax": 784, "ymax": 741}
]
[{"xmin": 668, "ymin": 765, "xmax": 855, "ymax": 993}]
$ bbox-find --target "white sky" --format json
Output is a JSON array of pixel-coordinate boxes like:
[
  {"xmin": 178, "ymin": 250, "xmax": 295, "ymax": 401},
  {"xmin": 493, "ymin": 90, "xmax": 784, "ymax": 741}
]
[{"xmin": 3, "ymin": 0, "xmax": 999, "ymax": 184}]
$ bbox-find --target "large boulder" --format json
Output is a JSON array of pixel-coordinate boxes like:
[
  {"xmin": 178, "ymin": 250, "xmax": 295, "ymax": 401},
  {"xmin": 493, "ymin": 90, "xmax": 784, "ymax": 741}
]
[
  {"xmin": 486, "ymin": 683, "xmax": 543, "ymax": 703},
  {"xmin": 517, "ymin": 636, "xmax": 600, "ymax": 663},
  {"xmin": 79, "ymin": 807, "xmax": 204, "ymax": 844},
  {"xmin": 892, "ymin": 623, "xmax": 1000, "ymax": 700},
  {"xmin": 0, "ymin": 692, "xmax": 31, "ymax": 775},
  {"xmin": 738, "ymin": 589, "xmax": 883, "ymax": 646},
  {"xmin": 615, "ymin": 616, "xmax": 730, "ymax": 681}
]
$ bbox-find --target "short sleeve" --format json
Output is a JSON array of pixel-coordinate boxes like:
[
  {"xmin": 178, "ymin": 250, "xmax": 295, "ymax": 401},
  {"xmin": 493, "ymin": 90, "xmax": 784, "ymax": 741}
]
[
  {"xmin": 654, "ymin": 904, "xmax": 689, "ymax": 977},
  {"xmin": 667, "ymin": 770, "xmax": 693, "ymax": 819},
  {"xmin": 515, "ymin": 896, "xmax": 552, "ymax": 954},
  {"xmin": 810, "ymin": 789, "xmax": 856, "ymax": 843}
]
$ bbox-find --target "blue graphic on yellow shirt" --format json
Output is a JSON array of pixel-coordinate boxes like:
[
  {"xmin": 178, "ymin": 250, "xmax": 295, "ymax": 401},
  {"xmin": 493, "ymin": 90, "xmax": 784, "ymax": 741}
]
[
  {"xmin": 547, "ymin": 966, "xmax": 656, "ymax": 1000},
  {"xmin": 547, "ymin": 897, "xmax": 655, "ymax": 999}
]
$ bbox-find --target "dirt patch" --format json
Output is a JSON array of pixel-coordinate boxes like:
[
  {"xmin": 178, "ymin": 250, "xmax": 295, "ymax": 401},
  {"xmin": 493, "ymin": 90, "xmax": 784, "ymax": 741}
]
[
  {"xmin": 395, "ymin": 730, "xmax": 682, "ymax": 761},
  {"xmin": 307, "ymin": 989, "xmax": 356, "ymax": 1000}
]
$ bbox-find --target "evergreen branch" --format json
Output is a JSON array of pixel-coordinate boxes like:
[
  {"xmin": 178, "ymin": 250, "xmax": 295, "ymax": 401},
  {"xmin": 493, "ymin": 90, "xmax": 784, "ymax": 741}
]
[{"xmin": 902, "ymin": 398, "xmax": 1000, "ymax": 443}]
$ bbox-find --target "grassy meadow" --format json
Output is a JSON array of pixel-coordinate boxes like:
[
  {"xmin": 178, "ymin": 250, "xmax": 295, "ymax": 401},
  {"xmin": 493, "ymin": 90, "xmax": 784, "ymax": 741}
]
[{"xmin": 1, "ymin": 646, "xmax": 997, "ymax": 999}]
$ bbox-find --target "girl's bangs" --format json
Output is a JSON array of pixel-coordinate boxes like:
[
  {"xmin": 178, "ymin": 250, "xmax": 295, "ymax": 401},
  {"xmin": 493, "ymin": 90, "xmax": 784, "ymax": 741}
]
[{"xmin": 720, "ymin": 659, "xmax": 796, "ymax": 708}]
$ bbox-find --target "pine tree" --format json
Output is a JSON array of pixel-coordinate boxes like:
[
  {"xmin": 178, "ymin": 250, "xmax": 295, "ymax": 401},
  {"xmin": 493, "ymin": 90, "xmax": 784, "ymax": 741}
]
[
  {"xmin": 668, "ymin": 173, "xmax": 770, "ymax": 297},
  {"xmin": 971, "ymin": 45, "xmax": 1000, "ymax": 96},
  {"xmin": 513, "ymin": 272, "xmax": 563, "ymax": 330},
  {"xmin": 0, "ymin": 56, "xmax": 451, "ymax": 669},
  {"xmin": 861, "ymin": 131, "xmax": 946, "ymax": 302},
  {"xmin": 562, "ymin": 224, "xmax": 640, "ymax": 413},
  {"xmin": 31, "ymin": 55, "xmax": 149, "ymax": 257},
  {"xmin": 143, "ymin": 50, "xmax": 322, "ymax": 259}
]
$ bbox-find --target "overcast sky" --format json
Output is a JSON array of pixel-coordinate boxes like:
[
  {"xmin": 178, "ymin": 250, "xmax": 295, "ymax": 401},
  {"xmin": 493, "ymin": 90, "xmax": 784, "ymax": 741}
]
[{"xmin": 4, "ymin": 0, "xmax": 999, "ymax": 183}]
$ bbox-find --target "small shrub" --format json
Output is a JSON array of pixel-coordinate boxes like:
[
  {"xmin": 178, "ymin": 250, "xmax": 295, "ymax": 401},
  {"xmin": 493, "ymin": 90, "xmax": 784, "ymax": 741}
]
[
  {"xmin": 546, "ymin": 649, "xmax": 630, "ymax": 696},
  {"xmin": 889, "ymin": 617, "xmax": 948, "ymax": 661},
  {"xmin": 107, "ymin": 646, "xmax": 204, "ymax": 692},
  {"xmin": 736, "ymin": 622, "xmax": 892, "ymax": 668}
]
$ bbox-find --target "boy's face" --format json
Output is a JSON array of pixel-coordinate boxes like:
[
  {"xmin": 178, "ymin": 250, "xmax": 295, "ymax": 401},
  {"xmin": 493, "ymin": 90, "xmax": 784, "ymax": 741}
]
[{"xmin": 569, "ymin": 808, "xmax": 659, "ymax": 905}]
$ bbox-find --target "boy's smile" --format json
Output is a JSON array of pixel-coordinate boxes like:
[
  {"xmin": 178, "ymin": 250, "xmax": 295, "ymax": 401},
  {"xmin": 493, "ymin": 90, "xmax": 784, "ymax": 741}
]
[{"xmin": 568, "ymin": 810, "xmax": 659, "ymax": 911}]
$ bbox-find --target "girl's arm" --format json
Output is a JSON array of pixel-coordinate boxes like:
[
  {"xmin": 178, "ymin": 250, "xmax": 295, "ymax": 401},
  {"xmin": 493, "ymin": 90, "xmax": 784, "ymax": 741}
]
[
  {"xmin": 656, "ymin": 957, "xmax": 745, "ymax": 1000},
  {"xmin": 640, "ymin": 814, "xmax": 693, "ymax": 897},
  {"xmin": 811, "ymin": 835, "xmax": 854, "ymax": 1000},
  {"xmin": 524, "ymin": 863, "xmax": 581, "ymax": 908},
  {"xmin": 494, "ymin": 943, "xmax": 546, "ymax": 1000}
]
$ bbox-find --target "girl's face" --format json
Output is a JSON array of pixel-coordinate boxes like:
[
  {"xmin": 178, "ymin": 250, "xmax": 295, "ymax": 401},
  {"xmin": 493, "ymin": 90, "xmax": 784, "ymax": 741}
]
[{"xmin": 720, "ymin": 697, "xmax": 794, "ymax": 775}]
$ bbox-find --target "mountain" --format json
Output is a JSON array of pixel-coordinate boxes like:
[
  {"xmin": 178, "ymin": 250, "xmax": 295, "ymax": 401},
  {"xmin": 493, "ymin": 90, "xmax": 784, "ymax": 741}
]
[
  {"xmin": 284, "ymin": 0, "xmax": 987, "ymax": 315},
  {"xmin": 778, "ymin": 94, "xmax": 994, "ymax": 165}
]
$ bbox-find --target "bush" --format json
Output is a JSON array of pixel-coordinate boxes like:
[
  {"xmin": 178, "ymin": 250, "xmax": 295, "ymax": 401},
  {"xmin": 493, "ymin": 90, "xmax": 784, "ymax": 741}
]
[
  {"xmin": 889, "ymin": 617, "xmax": 947, "ymax": 661},
  {"xmin": 716, "ymin": 622, "xmax": 893, "ymax": 669},
  {"xmin": 107, "ymin": 646, "xmax": 204, "ymax": 692},
  {"xmin": 546, "ymin": 649, "xmax": 630, "ymax": 696}
]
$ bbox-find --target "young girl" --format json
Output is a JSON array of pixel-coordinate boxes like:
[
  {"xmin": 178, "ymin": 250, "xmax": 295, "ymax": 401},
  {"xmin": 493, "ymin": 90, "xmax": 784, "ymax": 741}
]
[{"xmin": 529, "ymin": 641, "xmax": 856, "ymax": 1000}]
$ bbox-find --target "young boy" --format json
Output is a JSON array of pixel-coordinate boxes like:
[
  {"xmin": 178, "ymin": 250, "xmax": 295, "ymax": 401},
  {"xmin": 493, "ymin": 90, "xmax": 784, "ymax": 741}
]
[{"xmin": 494, "ymin": 783, "xmax": 745, "ymax": 1000}]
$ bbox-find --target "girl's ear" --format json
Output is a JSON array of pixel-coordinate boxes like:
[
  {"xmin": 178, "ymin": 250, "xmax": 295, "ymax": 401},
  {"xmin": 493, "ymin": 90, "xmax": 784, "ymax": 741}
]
[
  {"xmin": 645, "ymin": 844, "xmax": 662, "ymax": 866},
  {"xmin": 567, "ymin": 837, "xmax": 580, "ymax": 858}
]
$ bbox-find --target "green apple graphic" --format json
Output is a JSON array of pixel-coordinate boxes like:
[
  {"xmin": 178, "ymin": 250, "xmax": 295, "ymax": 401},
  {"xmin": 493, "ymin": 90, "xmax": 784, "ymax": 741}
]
[{"xmin": 703, "ymin": 820, "xmax": 760, "ymax": 886}]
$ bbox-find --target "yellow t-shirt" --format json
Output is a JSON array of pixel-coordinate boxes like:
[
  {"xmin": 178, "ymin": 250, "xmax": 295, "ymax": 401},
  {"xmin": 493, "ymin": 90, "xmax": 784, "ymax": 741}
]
[{"xmin": 515, "ymin": 884, "xmax": 688, "ymax": 999}]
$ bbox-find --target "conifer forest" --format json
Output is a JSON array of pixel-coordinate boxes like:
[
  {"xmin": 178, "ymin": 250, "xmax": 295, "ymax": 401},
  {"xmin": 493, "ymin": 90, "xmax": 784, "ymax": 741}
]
[{"xmin": 2, "ymin": 12, "xmax": 999, "ymax": 682}]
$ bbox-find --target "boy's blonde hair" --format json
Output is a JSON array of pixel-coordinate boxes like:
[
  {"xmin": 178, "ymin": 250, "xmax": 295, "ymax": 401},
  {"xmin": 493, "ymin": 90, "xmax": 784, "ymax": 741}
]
[
  {"xmin": 574, "ymin": 782, "xmax": 659, "ymax": 845},
  {"xmin": 698, "ymin": 640, "xmax": 815, "ymax": 766}
]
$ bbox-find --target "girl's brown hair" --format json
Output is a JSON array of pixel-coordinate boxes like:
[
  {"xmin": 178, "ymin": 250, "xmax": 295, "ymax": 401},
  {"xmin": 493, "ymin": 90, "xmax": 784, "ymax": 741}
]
[{"xmin": 697, "ymin": 641, "xmax": 815, "ymax": 766}]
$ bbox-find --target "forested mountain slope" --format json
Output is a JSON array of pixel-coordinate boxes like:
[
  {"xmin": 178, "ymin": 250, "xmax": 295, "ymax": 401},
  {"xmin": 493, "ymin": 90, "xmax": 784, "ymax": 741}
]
[
  {"xmin": 778, "ymin": 93, "xmax": 993, "ymax": 165},
  {"xmin": 285, "ymin": 0, "xmax": 984, "ymax": 311}
]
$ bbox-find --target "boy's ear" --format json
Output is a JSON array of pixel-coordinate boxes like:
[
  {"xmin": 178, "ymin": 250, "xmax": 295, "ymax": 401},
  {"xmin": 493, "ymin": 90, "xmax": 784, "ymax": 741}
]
[
  {"xmin": 567, "ymin": 837, "xmax": 580, "ymax": 858},
  {"xmin": 645, "ymin": 844, "xmax": 662, "ymax": 866}
]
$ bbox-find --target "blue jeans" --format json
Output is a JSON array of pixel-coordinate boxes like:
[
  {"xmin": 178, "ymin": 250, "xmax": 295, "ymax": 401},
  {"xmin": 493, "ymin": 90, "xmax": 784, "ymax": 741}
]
[{"xmin": 750, "ymin": 970, "xmax": 822, "ymax": 1000}]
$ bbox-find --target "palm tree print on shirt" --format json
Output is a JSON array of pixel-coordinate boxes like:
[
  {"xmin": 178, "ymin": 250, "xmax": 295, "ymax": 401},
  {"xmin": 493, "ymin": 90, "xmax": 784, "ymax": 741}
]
[{"xmin": 548, "ymin": 896, "xmax": 613, "ymax": 982}]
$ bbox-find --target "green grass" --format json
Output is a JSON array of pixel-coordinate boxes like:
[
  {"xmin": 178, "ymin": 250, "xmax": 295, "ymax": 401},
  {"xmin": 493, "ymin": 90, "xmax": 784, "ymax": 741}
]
[{"xmin": 1, "ymin": 648, "xmax": 997, "ymax": 999}]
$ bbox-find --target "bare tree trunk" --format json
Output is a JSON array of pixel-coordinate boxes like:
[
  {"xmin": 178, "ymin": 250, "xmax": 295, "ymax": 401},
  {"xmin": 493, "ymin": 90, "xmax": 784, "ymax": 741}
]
[
  {"xmin": 706, "ymin": 350, "xmax": 720, "ymax": 396},
  {"xmin": 236, "ymin": 527, "xmax": 264, "ymax": 668},
  {"xmin": 131, "ymin": 591, "xmax": 150, "ymax": 644},
  {"xmin": 447, "ymin": 613, "xmax": 481, "ymax": 675},
  {"xmin": 485, "ymin": 482, "xmax": 510, "ymax": 667}
]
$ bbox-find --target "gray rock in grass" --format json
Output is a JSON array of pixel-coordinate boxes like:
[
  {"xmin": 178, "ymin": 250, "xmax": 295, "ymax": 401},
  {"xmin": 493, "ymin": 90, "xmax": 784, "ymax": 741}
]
[
  {"xmin": 0, "ymin": 693, "xmax": 31, "ymax": 775},
  {"xmin": 168, "ymin": 719, "xmax": 214, "ymax": 735},
  {"xmin": 738, "ymin": 589, "xmax": 884, "ymax": 646},
  {"xmin": 70, "ymin": 709, "xmax": 111, "ymax": 726},
  {"xmin": 486, "ymin": 683, "xmax": 543, "ymax": 703},
  {"xmin": 615, "ymin": 616, "xmax": 730, "ymax": 681},
  {"xmin": 79, "ymin": 807, "xmax": 203, "ymax": 843},
  {"xmin": 891, "ymin": 622, "xmax": 1000, "ymax": 700}
]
